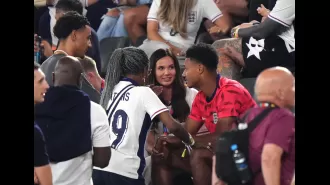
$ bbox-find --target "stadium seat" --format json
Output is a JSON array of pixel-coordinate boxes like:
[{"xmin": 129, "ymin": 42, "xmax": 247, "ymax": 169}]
[
  {"xmin": 239, "ymin": 78, "xmax": 257, "ymax": 100},
  {"xmin": 99, "ymin": 37, "xmax": 131, "ymax": 78}
]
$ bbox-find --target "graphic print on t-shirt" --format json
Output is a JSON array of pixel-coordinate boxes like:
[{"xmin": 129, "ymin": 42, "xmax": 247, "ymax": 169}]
[
  {"xmin": 188, "ymin": 11, "xmax": 197, "ymax": 23},
  {"xmin": 246, "ymin": 37, "xmax": 265, "ymax": 60}
]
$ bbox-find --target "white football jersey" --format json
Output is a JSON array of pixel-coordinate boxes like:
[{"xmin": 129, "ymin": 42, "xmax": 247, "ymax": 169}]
[
  {"xmin": 95, "ymin": 78, "xmax": 168, "ymax": 179},
  {"xmin": 147, "ymin": 0, "xmax": 222, "ymax": 47},
  {"xmin": 268, "ymin": 0, "xmax": 295, "ymax": 51}
]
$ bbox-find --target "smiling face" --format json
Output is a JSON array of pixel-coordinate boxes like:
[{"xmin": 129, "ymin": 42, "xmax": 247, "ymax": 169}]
[
  {"xmin": 34, "ymin": 69, "xmax": 49, "ymax": 104},
  {"xmin": 154, "ymin": 56, "xmax": 176, "ymax": 87}
]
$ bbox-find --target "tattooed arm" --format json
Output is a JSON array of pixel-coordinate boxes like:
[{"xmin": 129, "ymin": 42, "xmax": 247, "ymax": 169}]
[
  {"xmin": 234, "ymin": 0, "xmax": 295, "ymax": 39},
  {"xmin": 213, "ymin": 38, "xmax": 243, "ymax": 80},
  {"xmin": 235, "ymin": 18, "xmax": 288, "ymax": 40}
]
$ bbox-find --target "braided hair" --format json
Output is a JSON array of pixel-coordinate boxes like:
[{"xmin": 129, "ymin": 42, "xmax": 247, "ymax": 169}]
[{"xmin": 100, "ymin": 47, "xmax": 149, "ymax": 109}]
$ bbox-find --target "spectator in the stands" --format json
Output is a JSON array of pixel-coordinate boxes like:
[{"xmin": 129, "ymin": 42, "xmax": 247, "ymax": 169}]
[
  {"xmin": 217, "ymin": 0, "xmax": 295, "ymax": 78},
  {"xmin": 38, "ymin": 0, "xmax": 101, "ymax": 72},
  {"xmin": 197, "ymin": 0, "xmax": 249, "ymax": 44},
  {"xmin": 35, "ymin": 56, "xmax": 111, "ymax": 185},
  {"xmin": 246, "ymin": 67, "xmax": 295, "ymax": 185},
  {"xmin": 144, "ymin": 49, "xmax": 208, "ymax": 185},
  {"xmin": 41, "ymin": 11, "xmax": 101, "ymax": 103},
  {"xmin": 96, "ymin": 0, "xmax": 152, "ymax": 42},
  {"xmin": 205, "ymin": 0, "xmax": 272, "ymax": 81},
  {"xmin": 34, "ymin": 62, "xmax": 52, "ymax": 185},
  {"xmin": 212, "ymin": 67, "xmax": 295, "ymax": 185},
  {"xmin": 139, "ymin": 0, "xmax": 231, "ymax": 58},
  {"xmin": 123, "ymin": 1, "xmax": 153, "ymax": 45}
]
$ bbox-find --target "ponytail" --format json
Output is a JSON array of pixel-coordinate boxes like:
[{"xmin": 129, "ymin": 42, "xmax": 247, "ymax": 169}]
[
  {"xmin": 100, "ymin": 47, "xmax": 149, "ymax": 110},
  {"xmin": 100, "ymin": 49, "xmax": 125, "ymax": 109}
]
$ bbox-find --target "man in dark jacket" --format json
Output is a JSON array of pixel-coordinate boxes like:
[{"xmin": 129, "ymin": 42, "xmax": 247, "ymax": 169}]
[
  {"xmin": 40, "ymin": 11, "xmax": 101, "ymax": 103},
  {"xmin": 35, "ymin": 56, "xmax": 111, "ymax": 185}
]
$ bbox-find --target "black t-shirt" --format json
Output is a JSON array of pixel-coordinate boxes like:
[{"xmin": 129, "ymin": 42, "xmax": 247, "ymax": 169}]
[
  {"xmin": 241, "ymin": 36, "xmax": 295, "ymax": 78},
  {"xmin": 34, "ymin": 123, "xmax": 49, "ymax": 167},
  {"xmin": 247, "ymin": 0, "xmax": 269, "ymax": 22}
]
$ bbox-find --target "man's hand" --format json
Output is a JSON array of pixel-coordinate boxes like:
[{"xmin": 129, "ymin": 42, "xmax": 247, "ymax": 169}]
[
  {"xmin": 218, "ymin": 46, "xmax": 244, "ymax": 67},
  {"xmin": 152, "ymin": 136, "xmax": 170, "ymax": 164},
  {"xmin": 208, "ymin": 26, "xmax": 222, "ymax": 34},
  {"xmin": 257, "ymin": 4, "xmax": 270, "ymax": 17},
  {"xmin": 236, "ymin": 23, "xmax": 254, "ymax": 29},
  {"xmin": 157, "ymin": 135, "xmax": 183, "ymax": 148},
  {"xmin": 230, "ymin": 23, "xmax": 254, "ymax": 38}
]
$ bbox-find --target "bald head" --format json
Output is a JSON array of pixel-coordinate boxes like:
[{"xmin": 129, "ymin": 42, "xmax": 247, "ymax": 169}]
[
  {"xmin": 53, "ymin": 56, "xmax": 83, "ymax": 87},
  {"xmin": 255, "ymin": 67, "xmax": 295, "ymax": 109}
]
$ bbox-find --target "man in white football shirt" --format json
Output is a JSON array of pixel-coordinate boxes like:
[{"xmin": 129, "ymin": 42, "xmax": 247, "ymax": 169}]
[
  {"xmin": 93, "ymin": 47, "xmax": 196, "ymax": 185},
  {"xmin": 35, "ymin": 56, "xmax": 111, "ymax": 185}
]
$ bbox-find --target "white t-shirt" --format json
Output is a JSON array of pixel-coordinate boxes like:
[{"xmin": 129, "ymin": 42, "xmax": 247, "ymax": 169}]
[
  {"xmin": 147, "ymin": 0, "xmax": 222, "ymax": 48},
  {"xmin": 95, "ymin": 80, "xmax": 168, "ymax": 179},
  {"xmin": 50, "ymin": 101, "xmax": 111, "ymax": 185},
  {"xmin": 268, "ymin": 0, "xmax": 295, "ymax": 52},
  {"xmin": 154, "ymin": 87, "xmax": 208, "ymax": 135}
]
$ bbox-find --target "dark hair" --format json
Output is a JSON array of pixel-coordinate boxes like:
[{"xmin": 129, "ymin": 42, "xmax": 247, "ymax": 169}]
[
  {"xmin": 34, "ymin": 62, "xmax": 40, "ymax": 70},
  {"xmin": 53, "ymin": 11, "xmax": 90, "ymax": 40},
  {"xmin": 100, "ymin": 47, "xmax": 149, "ymax": 109},
  {"xmin": 186, "ymin": 43, "xmax": 218, "ymax": 71},
  {"xmin": 149, "ymin": 49, "xmax": 190, "ymax": 122},
  {"xmin": 55, "ymin": 0, "xmax": 83, "ymax": 15}
]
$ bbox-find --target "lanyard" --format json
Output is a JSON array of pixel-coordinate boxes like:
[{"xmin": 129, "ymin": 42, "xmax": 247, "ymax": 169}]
[{"xmin": 259, "ymin": 102, "xmax": 278, "ymax": 108}]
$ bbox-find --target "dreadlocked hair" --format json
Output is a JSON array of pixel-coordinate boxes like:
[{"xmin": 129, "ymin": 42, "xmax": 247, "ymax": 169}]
[{"xmin": 100, "ymin": 47, "xmax": 149, "ymax": 110}]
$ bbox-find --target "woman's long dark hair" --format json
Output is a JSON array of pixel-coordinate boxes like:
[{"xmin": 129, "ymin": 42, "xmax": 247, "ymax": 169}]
[{"xmin": 149, "ymin": 49, "xmax": 190, "ymax": 123}]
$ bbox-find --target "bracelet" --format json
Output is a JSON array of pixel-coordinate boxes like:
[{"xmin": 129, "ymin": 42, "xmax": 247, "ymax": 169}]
[
  {"xmin": 182, "ymin": 133, "xmax": 195, "ymax": 146},
  {"xmin": 234, "ymin": 28, "xmax": 240, "ymax": 38},
  {"xmin": 230, "ymin": 27, "xmax": 237, "ymax": 38}
]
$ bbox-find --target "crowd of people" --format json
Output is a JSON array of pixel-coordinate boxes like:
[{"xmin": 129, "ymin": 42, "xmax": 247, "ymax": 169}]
[{"xmin": 34, "ymin": 0, "xmax": 295, "ymax": 185}]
